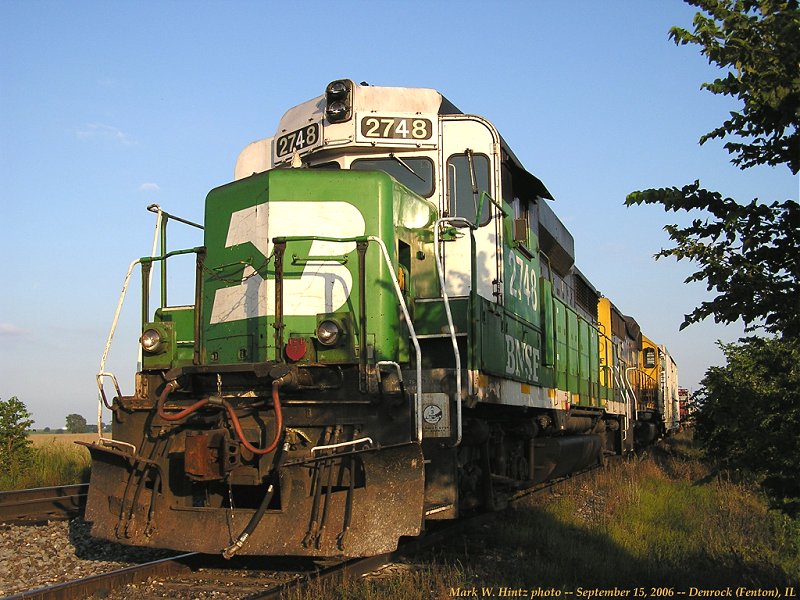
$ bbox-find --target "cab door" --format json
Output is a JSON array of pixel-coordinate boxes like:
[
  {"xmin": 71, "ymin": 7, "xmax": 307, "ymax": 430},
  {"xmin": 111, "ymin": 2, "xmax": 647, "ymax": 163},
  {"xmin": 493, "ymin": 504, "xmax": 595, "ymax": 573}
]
[{"xmin": 438, "ymin": 116, "xmax": 501, "ymax": 302}]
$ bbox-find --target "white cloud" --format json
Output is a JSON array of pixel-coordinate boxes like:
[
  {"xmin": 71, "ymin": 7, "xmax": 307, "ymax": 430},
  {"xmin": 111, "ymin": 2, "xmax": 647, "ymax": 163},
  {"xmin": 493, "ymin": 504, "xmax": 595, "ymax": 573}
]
[
  {"xmin": 76, "ymin": 123, "xmax": 132, "ymax": 145},
  {"xmin": 139, "ymin": 182, "xmax": 161, "ymax": 192},
  {"xmin": 0, "ymin": 323, "xmax": 29, "ymax": 336}
]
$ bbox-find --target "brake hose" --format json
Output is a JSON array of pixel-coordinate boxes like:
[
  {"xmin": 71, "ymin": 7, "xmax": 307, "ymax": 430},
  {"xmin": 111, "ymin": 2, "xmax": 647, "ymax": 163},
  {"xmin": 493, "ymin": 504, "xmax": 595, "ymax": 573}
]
[
  {"xmin": 156, "ymin": 378, "xmax": 284, "ymax": 454},
  {"xmin": 156, "ymin": 381, "xmax": 209, "ymax": 421},
  {"xmin": 222, "ymin": 435, "xmax": 288, "ymax": 559},
  {"xmin": 222, "ymin": 378, "xmax": 284, "ymax": 455}
]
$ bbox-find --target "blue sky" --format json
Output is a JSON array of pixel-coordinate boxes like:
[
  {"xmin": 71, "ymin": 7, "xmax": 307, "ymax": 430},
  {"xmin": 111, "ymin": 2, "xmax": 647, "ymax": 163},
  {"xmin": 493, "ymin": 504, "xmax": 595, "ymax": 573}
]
[{"xmin": 1, "ymin": 1, "xmax": 797, "ymax": 428}]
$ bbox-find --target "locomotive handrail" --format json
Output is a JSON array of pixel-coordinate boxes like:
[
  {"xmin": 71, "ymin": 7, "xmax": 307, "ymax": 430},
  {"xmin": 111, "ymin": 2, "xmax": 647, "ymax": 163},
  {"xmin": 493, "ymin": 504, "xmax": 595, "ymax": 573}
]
[
  {"xmin": 97, "ymin": 205, "xmax": 203, "ymax": 438},
  {"xmin": 433, "ymin": 216, "xmax": 475, "ymax": 448},
  {"xmin": 139, "ymin": 246, "xmax": 204, "ymax": 312},
  {"xmin": 610, "ymin": 364, "xmax": 631, "ymax": 442},
  {"xmin": 146, "ymin": 203, "xmax": 204, "ymax": 230},
  {"xmin": 96, "ymin": 256, "xmax": 142, "ymax": 436},
  {"xmin": 273, "ymin": 235, "xmax": 367, "ymax": 243},
  {"xmin": 139, "ymin": 247, "xmax": 205, "ymax": 262},
  {"xmin": 96, "ymin": 372, "xmax": 122, "ymax": 411},
  {"xmin": 376, "ymin": 360, "xmax": 405, "ymax": 393},
  {"xmin": 96, "ymin": 246, "xmax": 205, "ymax": 438},
  {"xmin": 617, "ymin": 367, "xmax": 639, "ymax": 418},
  {"xmin": 311, "ymin": 437, "xmax": 374, "ymax": 455},
  {"xmin": 291, "ymin": 253, "xmax": 349, "ymax": 265},
  {"xmin": 271, "ymin": 233, "xmax": 425, "ymax": 442},
  {"xmin": 627, "ymin": 367, "xmax": 640, "ymax": 431},
  {"xmin": 96, "ymin": 203, "xmax": 164, "ymax": 437},
  {"xmin": 366, "ymin": 235, "xmax": 424, "ymax": 443},
  {"xmin": 623, "ymin": 366, "xmax": 639, "ymax": 418},
  {"xmin": 147, "ymin": 204, "xmax": 204, "ymax": 308}
]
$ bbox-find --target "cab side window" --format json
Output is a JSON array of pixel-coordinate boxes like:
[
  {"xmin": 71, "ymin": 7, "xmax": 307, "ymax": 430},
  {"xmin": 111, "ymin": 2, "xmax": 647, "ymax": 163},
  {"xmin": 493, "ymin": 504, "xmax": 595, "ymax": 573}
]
[{"xmin": 447, "ymin": 153, "xmax": 490, "ymax": 225}]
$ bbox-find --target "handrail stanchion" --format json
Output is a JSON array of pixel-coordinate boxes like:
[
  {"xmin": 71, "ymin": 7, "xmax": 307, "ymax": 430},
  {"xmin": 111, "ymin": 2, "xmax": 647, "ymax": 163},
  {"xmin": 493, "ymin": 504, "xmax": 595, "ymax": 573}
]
[
  {"xmin": 96, "ymin": 204, "xmax": 203, "ymax": 444},
  {"xmin": 366, "ymin": 235, "xmax": 424, "ymax": 443},
  {"xmin": 432, "ymin": 216, "xmax": 474, "ymax": 448}
]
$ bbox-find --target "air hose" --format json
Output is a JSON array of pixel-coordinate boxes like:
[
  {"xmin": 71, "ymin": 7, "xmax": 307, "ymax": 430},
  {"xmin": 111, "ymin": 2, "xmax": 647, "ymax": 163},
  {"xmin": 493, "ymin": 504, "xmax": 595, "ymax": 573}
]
[
  {"xmin": 156, "ymin": 377, "xmax": 288, "ymax": 558},
  {"xmin": 156, "ymin": 378, "xmax": 285, "ymax": 455},
  {"xmin": 222, "ymin": 379, "xmax": 284, "ymax": 455},
  {"xmin": 222, "ymin": 435, "xmax": 288, "ymax": 559},
  {"xmin": 156, "ymin": 381, "xmax": 209, "ymax": 421}
]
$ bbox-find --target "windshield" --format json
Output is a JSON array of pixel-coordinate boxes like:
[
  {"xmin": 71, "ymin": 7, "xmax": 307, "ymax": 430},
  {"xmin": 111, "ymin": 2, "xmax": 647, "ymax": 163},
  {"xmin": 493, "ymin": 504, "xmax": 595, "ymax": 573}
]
[{"xmin": 350, "ymin": 157, "xmax": 435, "ymax": 197}]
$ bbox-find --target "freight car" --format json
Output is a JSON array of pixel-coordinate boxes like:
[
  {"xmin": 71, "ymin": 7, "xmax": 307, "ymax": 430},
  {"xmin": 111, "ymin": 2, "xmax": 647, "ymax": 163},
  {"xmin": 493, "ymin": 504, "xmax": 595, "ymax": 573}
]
[
  {"xmin": 85, "ymin": 79, "xmax": 679, "ymax": 558},
  {"xmin": 678, "ymin": 387, "xmax": 691, "ymax": 426}
]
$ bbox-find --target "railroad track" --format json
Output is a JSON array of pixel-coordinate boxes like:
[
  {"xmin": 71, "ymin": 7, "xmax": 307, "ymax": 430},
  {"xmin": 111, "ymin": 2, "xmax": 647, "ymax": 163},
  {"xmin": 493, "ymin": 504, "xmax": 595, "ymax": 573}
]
[
  {"xmin": 3, "ymin": 462, "xmax": 607, "ymax": 599},
  {"xmin": 2, "ymin": 521, "xmax": 480, "ymax": 600},
  {"xmin": 0, "ymin": 484, "xmax": 87, "ymax": 525},
  {"xmin": 3, "ymin": 553, "xmax": 199, "ymax": 600}
]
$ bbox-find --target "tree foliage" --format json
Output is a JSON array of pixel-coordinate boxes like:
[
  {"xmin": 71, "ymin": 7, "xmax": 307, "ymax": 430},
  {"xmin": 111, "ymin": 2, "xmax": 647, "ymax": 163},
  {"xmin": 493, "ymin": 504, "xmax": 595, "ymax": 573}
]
[
  {"xmin": 628, "ymin": 1, "xmax": 800, "ymax": 514},
  {"xmin": 65, "ymin": 413, "xmax": 88, "ymax": 434},
  {"xmin": 0, "ymin": 396, "xmax": 35, "ymax": 475},
  {"xmin": 627, "ymin": 0, "xmax": 800, "ymax": 336},
  {"xmin": 627, "ymin": 183, "xmax": 800, "ymax": 335},
  {"xmin": 670, "ymin": 0, "xmax": 800, "ymax": 173},
  {"xmin": 693, "ymin": 337, "xmax": 800, "ymax": 515}
]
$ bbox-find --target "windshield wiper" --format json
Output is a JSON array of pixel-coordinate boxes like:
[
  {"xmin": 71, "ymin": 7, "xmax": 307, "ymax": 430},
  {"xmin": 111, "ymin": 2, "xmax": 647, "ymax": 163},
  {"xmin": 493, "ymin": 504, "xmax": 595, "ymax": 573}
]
[{"xmin": 389, "ymin": 153, "xmax": 425, "ymax": 182}]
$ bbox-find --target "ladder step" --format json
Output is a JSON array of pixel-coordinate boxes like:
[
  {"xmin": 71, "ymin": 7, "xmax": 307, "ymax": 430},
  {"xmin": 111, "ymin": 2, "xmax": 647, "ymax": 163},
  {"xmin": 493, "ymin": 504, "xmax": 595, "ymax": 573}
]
[{"xmin": 424, "ymin": 503, "xmax": 454, "ymax": 516}]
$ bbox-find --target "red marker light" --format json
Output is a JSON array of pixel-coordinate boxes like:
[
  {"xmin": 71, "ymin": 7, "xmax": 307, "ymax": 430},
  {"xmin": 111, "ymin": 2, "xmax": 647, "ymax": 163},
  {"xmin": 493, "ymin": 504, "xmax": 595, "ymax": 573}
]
[{"xmin": 286, "ymin": 337, "xmax": 307, "ymax": 362}]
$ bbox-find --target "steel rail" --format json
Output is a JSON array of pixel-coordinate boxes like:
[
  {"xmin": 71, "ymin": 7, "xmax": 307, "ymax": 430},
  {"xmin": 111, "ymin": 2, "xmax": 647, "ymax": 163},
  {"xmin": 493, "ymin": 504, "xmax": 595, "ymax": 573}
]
[
  {"xmin": 2, "ymin": 553, "xmax": 199, "ymax": 600},
  {"xmin": 249, "ymin": 461, "xmax": 610, "ymax": 599},
  {"xmin": 215, "ymin": 518, "xmax": 500, "ymax": 600},
  {"xmin": 3, "ymin": 461, "xmax": 612, "ymax": 599},
  {"xmin": 0, "ymin": 484, "xmax": 88, "ymax": 524}
]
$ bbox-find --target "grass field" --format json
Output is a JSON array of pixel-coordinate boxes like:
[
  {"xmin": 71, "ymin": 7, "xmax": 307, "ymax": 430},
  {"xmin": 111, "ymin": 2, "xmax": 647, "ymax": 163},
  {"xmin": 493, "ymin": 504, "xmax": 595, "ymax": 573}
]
[
  {"xmin": 286, "ymin": 432, "xmax": 800, "ymax": 599},
  {"xmin": 0, "ymin": 433, "xmax": 97, "ymax": 491},
  {"xmin": 28, "ymin": 432, "xmax": 101, "ymax": 448}
]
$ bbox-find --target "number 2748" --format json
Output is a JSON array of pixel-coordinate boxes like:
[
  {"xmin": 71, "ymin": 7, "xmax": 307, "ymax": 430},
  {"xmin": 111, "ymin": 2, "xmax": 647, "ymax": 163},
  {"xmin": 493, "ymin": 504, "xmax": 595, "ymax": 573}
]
[
  {"xmin": 360, "ymin": 117, "xmax": 432, "ymax": 140},
  {"xmin": 276, "ymin": 123, "xmax": 319, "ymax": 157}
]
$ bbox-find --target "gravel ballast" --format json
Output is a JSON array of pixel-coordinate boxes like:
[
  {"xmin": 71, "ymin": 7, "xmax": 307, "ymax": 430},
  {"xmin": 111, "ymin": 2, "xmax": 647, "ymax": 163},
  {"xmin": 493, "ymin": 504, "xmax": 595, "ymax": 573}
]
[{"xmin": 0, "ymin": 518, "xmax": 176, "ymax": 596}]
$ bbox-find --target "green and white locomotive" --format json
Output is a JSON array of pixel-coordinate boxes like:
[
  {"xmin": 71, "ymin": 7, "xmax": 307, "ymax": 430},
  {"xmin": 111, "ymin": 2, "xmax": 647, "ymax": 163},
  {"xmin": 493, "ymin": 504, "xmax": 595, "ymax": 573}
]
[{"xmin": 85, "ymin": 79, "xmax": 672, "ymax": 557}]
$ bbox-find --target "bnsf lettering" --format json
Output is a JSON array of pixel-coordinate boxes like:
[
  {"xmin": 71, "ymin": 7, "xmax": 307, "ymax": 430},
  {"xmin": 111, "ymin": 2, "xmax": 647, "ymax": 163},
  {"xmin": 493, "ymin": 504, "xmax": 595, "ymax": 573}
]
[{"xmin": 504, "ymin": 334, "xmax": 540, "ymax": 382}]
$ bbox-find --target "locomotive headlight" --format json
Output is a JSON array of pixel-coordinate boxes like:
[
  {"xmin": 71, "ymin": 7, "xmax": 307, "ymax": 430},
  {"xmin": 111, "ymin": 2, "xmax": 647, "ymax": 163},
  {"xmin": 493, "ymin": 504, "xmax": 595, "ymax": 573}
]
[
  {"xmin": 140, "ymin": 328, "xmax": 163, "ymax": 353},
  {"xmin": 326, "ymin": 101, "xmax": 349, "ymax": 121},
  {"xmin": 326, "ymin": 80, "xmax": 348, "ymax": 99},
  {"xmin": 325, "ymin": 79, "xmax": 353, "ymax": 123},
  {"xmin": 316, "ymin": 320, "xmax": 341, "ymax": 346}
]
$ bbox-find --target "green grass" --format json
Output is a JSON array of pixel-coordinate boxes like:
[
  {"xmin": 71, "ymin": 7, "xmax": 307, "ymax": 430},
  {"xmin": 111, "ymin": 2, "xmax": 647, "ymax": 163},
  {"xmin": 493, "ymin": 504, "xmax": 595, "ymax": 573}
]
[
  {"xmin": 283, "ymin": 562, "xmax": 469, "ymax": 600},
  {"xmin": 462, "ymin": 434, "xmax": 800, "ymax": 588},
  {"xmin": 284, "ymin": 431, "xmax": 799, "ymax": 599},
  {"xmin": 476, "ymin": 439, "xmax": 800, "ymax": 589},
  {"xmin": 0, "ymin": 439, "xmax": 91, "ymax": 490}
]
